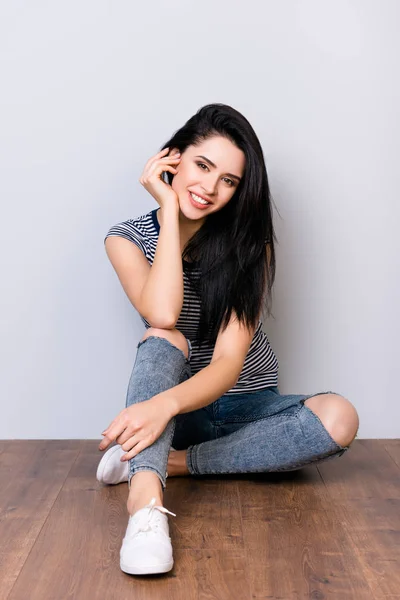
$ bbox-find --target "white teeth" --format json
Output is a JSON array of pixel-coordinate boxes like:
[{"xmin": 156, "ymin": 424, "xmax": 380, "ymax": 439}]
[{"xmin": 190, "ymin": 192, "xmax": 209, "ymax": 205}]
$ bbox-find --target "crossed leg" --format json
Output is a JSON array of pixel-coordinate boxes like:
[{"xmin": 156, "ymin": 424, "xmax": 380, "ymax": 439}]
[
  {"xmin": 303, "ymin": 393, "xmax": 359, "ymax": 448},
  {"xmin": 140, "ymin": 327, "xmax": 360, "ymax": 475}
]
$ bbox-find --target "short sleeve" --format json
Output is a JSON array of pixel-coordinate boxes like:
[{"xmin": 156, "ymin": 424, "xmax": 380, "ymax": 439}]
[{"xmin": 104, "ymin": 220, "xmax": 148, "ymax": 256}]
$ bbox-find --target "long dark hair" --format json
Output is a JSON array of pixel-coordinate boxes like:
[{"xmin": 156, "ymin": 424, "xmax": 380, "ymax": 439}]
[{"xmin": 161, "ymin": 103, "xmax": 278, "ymax": 348}]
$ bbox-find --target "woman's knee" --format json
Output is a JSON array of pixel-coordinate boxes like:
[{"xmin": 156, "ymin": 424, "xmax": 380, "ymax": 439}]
[
  {"xmin": 304, "ymin": 394, "xmax": 359, "ymax": 447},
  {"xmin": 141, "ymin": 327, "xmax": 189, "ymax": 360}
]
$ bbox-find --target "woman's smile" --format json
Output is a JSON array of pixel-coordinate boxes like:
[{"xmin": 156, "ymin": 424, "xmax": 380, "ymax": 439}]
[{"xmin": 188, "ymin": 191, "xmax": 212, "ymax": 210}]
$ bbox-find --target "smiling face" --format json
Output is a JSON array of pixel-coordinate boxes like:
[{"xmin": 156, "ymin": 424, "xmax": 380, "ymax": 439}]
[{"xmin": 171, "ymin": 135, "xmax": 246, "ymax": 226}]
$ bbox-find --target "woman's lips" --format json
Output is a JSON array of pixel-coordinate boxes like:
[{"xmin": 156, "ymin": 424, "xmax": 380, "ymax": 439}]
[{"xmin": 188, "ymin": 191, "xmax": 211, "ymax": 210}]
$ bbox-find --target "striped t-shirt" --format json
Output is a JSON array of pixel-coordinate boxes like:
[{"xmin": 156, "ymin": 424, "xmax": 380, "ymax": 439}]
[{"xmin": 104, "ymin": 208, "xmax": 279, "ymax": 394}]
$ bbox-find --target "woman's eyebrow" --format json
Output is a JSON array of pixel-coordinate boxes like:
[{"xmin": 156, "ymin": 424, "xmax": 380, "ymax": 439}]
[{"xmin": 194, "ymin": 155, "xmax": 242, "ymax": 182}]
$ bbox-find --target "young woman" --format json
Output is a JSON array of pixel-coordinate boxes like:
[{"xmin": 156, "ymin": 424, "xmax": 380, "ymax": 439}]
[{"xmin": 97, "ymin": 103, "xmax": 359, "ymax": 576}]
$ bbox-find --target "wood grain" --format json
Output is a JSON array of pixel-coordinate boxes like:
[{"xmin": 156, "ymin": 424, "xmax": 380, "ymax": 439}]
[{"xmin": 1, "ymin": 439, "xmax": 398, "ymax": 600}]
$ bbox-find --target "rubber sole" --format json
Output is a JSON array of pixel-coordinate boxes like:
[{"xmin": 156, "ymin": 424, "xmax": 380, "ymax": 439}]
[
  {"xmin": 96, "ymin": 444, "xmax": 127, "ymax": 484},
  {"xmin": 120, "ymin": 559, "xmax": 174, "ymax": 575}
]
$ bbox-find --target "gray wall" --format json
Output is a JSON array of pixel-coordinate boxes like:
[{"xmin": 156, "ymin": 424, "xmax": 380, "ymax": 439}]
[{"xmin": 1, "ymin": 1, "xmax": 398, "ymax": 439}]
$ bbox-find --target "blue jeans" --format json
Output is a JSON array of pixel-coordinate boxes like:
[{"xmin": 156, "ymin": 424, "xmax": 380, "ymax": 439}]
[{"xmin": 126, "ymin": 335, "xmax": 350, "ymax": 491}]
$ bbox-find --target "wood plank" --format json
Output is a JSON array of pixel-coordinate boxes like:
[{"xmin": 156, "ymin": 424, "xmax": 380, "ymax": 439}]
[
  {"xmin": 237, "ymin": 468, "xmax": 374, "ymax": 599},
  {"xmin": 383, "ymin": 439, "xmax": 400, "ymax": 469},
  {"xmin": 164, "ymin": 466, "xmax": 348, "ymax": 598},
  {"xmin": 8, "ymin": 441, "xmax": 135, "ymax": 600},
  {"xmin": 328, "ymin": 498, "xmax": 400, "ymax": 599},
  {"xmin": 0, "ymin": 440, "xmax": 82, "ymax": 600},
  {"xmin": 317, "ymin": 440, "xmax": 400, "ymax": 501},
  {"xmin": 3, "ymin": 438, "xmax": 399, "ymax": 599},
  {"xmin": 318, "ymin": 440, "xmax": 400, "ymax": 599},
  {"xmin": 167, "ymin": 478, "xmax": 251, "ymax": 599},
  {"xmin": 167, "ymin": 477, "xmax": 246, "ymax": 550},
  {"xmin": 8, "ymin": 442, "xmax": 251, "ymax": 600},
  {"xmin": 219, "ymin": 461, "xmax": 333, "ymax": 510}
]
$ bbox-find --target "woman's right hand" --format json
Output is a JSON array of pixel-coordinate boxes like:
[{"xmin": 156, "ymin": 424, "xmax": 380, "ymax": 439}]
[{"xmin": 139, "ymin": 147, "xmax": 181, "ymax": 211}]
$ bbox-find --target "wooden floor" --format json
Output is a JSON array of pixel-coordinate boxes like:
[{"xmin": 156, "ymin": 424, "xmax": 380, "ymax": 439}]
[{"xmin": 0, "ymin": 439, "xmax": 399, "ymax": 600}]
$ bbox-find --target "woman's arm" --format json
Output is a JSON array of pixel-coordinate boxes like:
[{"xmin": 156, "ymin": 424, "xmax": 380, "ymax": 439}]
[
  {"xmin": 139, "ymin": 205, "xmax": 184, "ymax": 327},
  {"xmin": 137, "ymin": 149, "xmax": 184, "ymax": 327},
  {"xmin": 162, "ymin": 355, "xmax": 243, "ymax": 416},
  {"xmin": 160, "ymin": 313, "xmax": 257, "ymax": 416},
  {"xmin": 161, "ymin": 243, "xmax": 271, "ymax": 414}
]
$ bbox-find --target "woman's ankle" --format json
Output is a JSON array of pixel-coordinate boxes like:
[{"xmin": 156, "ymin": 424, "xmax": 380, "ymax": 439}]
[{"xmin": 127, "ymin": 471, "xmax": 164, "ymax": 515}]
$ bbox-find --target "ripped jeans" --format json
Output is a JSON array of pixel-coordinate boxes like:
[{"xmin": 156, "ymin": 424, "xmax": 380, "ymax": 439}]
[{"xmin": 126, "ymin": 335, "xmax": 350, "ymax": 491}]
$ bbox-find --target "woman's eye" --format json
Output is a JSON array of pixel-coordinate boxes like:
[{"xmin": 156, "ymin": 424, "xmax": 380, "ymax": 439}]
[{"xmin": 197, "ymin": 163, "xmax": 234, "ymax": 186}]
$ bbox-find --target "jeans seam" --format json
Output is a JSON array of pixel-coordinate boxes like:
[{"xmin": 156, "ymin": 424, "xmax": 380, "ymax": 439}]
[
  {"xmin": 279, "ymin": 447, "xmax": 349, "ymax": 470},
  {"xmin": 212, "ymin": 412, "xmax": 299, "ymax": 426},
  {"xmin": 186, "ymin": 445, "xmax": 197, "ymax": 474},
  {"xmin": 128, "ymin": 466, "xmax": 166, "ymax": 490}
]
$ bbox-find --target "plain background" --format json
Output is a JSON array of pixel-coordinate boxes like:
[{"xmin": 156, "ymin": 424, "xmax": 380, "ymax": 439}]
[{"xmin": 0, "ymin": 1, "xmax": 398, "ymax": 439}]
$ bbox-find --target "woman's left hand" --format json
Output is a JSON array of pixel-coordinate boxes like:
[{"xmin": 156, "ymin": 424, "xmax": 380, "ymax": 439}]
[{"xmin": 98, "ymin": 396, "xmax": 174, "ymax": 460}]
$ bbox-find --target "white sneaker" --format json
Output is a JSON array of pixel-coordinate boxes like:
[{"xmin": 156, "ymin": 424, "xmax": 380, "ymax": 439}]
[
  {"xmin": 96, "ymin": 444, "xmax": 129, "ymax": 484},
  {"xmin": 120, "ymin": 497, "xmax": 176, "ymax": 575},
  {"xmin": 96, "ymin": 444, "xmax": 176, "ymax": 485}
]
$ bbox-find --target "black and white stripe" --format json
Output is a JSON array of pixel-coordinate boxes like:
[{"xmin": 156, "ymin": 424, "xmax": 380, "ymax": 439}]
[{"xmin": 105, "ymin": 209, "xmax": 279, "ymax": 394}]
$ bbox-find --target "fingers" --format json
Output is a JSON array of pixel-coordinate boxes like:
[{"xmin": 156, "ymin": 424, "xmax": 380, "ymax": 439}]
[
  {"xmin": 149, "ymin": 155, "xmax": 180, "ymax": 167},
  {"xmin": 116, "ymin": 428, "xmax": 133, "ymax": 446},
  {"xmin": 147, "ymin": 156, "xmax": 180, "ymax": 177},
  {"xmin": 121, "ymin": 438, "xmax": 148, "ymax": 461},
  {"xmin": 140, "ymin": 160, "xmax": 180, "ymax": 185},
  {"xmin": 99, "ymin": 435, "xmax": 111, "ymax": 450},
  {"xmin": 143, "ymin": 148, "xmax": 172, "ymax": 172},
  {"xmin": 99, "ymin": 422, "xmax": 127, "ymax": 450},
  {"xmin": 142, "ymin": 149, "xmax": 180, "ymax": 176},
  {"xmin": 99, "ymin": 425, "xmax": 113, "ymax": 448},
  {"xmin": 156, "ymin": 164, "xmax": 179, "ymax": 176},
  {"xmin": 146, "ymin": 156, "xmax": 181, "ymax": 178},
  {"xmin": 115, "ymin": 433, "xmax": 143, "ymax": 461}
]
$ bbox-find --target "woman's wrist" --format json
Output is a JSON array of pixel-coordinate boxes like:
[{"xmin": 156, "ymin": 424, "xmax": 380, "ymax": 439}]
[
  {"xmin": 158, "ymin": 204, "xmax": 180, "ymax": 226},
  {"xmin": 152, "ymin": 392, "xmax": 179, "ymax": 419}
]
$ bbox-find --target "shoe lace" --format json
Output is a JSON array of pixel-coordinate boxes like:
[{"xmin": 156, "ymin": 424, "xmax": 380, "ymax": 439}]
[{"xmin": 133, "ymin": 497, "xmax": 176, "ymax": 536}]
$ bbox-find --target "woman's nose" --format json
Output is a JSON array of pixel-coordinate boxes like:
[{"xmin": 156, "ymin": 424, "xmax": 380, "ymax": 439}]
[{"xmin": 202, "ymin": 176, "xmax": 219, "ymax": 195}]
